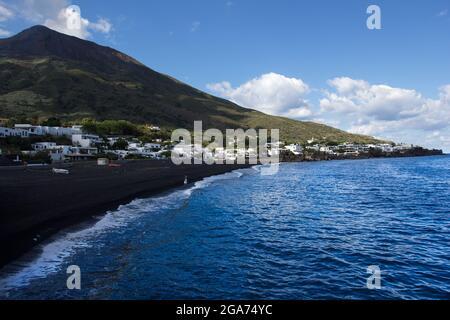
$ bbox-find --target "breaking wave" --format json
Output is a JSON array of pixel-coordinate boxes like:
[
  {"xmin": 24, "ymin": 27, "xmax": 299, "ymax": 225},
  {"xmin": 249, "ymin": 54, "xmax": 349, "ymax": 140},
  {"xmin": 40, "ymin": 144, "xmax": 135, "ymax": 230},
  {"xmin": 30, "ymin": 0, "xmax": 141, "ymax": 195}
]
[{"xmin": 0, "ymin": 169, "xmax": 245, "ymax": 292}]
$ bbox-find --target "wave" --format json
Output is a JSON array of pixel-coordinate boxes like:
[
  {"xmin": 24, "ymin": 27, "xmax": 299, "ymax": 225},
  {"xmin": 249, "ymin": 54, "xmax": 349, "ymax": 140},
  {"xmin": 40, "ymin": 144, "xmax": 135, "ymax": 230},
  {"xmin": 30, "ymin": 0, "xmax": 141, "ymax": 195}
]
[{"xmin": 0, "ymin": 169, "xmax": 245, "ymax": 292}]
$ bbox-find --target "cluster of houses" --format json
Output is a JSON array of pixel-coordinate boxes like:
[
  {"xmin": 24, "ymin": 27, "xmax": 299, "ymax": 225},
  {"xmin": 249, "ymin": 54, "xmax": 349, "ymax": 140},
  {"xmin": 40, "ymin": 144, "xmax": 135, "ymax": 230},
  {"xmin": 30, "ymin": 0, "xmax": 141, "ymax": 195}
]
[
  {"xmin": 302, "ymin": 142, "xmax": 415, "ymax": 156},
  {"xmin": 0, "ymin": 124, "xmax": 83, "ymax": 138},
  {"xmin": 0, "ymin": 124, "xmax": 165, "ymax": 163},
  {"xmin": 177, "ymin": 140, "xmax": 415, "ymax": 159},
  {"xmin": 1, "ymin": 122, "xmax": 418, "ymax": 164}
]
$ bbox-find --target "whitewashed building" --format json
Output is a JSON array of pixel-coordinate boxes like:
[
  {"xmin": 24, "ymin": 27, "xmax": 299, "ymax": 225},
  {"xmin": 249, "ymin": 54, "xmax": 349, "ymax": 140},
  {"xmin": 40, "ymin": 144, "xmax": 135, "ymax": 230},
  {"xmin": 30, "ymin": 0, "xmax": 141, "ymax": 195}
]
[
  {"xmin": 14, "ymin": 124, "xmax": 82, "ymax": 137},
  {"xmin": 49, "ymin": 146, "xmax": 73, "ymax": 162},
  {"xmin": 378, "ymin": 144, "xmax": 394, "ymax": 153},
  {"xmin": 72, "ymin": 134, "xmax": 102, "ymax": 148},
  {"xmin": 0, "ymin": 127, "xmax": 30, "ymax": 138},
  {"xmin": 285, "ymin": 144, "xmax": 304, "ymax": 155},
  {"xmin": 306, "ymin": 144, "xmax": 321, "ymax": 152},
  {"xmin": 127, "ymin": 142, "xmax": 141, "ymax": 150},
  {"xmin": 65, "ymin": 147, "xmax": 98, "ymax": 161},
  {"xmin": 393, "ymin": 143, "xmax": 413, "ymax": 152},
  {"xmin": 144, "ymin": 143, "xmax": 161, "ymax": 151},
  {"xmin": 32, "ymin": 142, "xmax": 57, "ymax": 151}
]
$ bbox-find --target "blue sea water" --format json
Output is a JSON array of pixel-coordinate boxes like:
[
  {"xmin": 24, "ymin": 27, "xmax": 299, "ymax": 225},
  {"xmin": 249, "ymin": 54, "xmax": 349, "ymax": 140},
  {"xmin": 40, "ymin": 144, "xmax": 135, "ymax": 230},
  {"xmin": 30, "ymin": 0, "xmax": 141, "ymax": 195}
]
[{"xmin": 0, "ymin": 156, "xmax": 449, "ymax": 300}]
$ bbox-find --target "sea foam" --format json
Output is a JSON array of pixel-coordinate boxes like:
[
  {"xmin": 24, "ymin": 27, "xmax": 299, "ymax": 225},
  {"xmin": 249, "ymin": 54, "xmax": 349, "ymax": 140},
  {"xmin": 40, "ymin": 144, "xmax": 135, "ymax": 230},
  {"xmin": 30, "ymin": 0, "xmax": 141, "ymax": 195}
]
[{"xmin": 0, "ymin": 169, "xmax": 245, "ymax": 292}]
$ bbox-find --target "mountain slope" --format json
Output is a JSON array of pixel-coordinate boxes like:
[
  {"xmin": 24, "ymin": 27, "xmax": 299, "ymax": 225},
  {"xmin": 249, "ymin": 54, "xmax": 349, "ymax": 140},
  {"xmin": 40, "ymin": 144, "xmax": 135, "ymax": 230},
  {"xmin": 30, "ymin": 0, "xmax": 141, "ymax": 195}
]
[{"xmin": 0, "ymin": 25, "xmax": 382, "ymax": 144}]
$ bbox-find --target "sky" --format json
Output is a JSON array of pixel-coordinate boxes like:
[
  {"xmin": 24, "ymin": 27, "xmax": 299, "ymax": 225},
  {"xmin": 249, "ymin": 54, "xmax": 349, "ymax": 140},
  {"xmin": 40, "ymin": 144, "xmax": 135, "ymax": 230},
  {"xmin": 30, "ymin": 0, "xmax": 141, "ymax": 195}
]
[{"xmin": 0, "ymin": 0, "xmax": 449, "ymax": 151}]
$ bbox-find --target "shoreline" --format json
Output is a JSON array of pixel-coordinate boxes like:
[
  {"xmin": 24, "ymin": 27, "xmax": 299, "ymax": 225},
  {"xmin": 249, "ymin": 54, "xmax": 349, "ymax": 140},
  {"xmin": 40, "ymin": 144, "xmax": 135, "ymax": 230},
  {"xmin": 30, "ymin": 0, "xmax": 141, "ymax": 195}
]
[
  {"xmin": 0, "ymin": 160, "xmax": 250, "ymax": 269},
  {"xmin": 0, "ymin": 154, "xmax": 446, "ymax": 270},
  {"xmin": 2, "ymin": 155, "xmax": 448, "ymax": 298}
]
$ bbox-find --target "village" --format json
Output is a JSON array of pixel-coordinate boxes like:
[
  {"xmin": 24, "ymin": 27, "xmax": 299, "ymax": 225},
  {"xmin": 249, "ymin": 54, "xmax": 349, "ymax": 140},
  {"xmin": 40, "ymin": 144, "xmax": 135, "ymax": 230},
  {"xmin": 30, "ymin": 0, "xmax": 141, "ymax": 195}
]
[
  {"xmin": 0, "ymin": 122, "xmax": 439, "ymax": 166},
  {"xmin": 0, "ymin": 122, "xmax": 166, "ymax": 165}
]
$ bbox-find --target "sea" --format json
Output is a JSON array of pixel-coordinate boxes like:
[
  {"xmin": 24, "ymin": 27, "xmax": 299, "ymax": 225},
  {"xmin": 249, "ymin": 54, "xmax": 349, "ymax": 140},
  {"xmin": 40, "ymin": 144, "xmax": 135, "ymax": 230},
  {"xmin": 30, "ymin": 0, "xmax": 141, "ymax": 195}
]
[{"xmin": 0, "ymin": 156, "xmax": 449, "ymax": 299}]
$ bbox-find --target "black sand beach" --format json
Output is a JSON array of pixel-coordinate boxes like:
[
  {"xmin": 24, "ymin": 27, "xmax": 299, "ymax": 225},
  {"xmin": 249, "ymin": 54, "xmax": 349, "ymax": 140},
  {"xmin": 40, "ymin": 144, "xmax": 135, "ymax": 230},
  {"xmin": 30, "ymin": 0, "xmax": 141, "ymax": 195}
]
[{"xmin": 0, "ymin": 160, "xmax": 249, "ymax": 268}]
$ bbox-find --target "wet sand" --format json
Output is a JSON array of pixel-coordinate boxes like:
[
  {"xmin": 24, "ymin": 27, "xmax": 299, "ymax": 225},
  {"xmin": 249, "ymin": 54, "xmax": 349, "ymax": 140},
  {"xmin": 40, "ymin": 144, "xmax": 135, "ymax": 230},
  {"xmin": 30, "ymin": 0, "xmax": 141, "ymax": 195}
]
[{"xmin": 0, "ymin": 160, "xmax": 249, "ymax": 268}]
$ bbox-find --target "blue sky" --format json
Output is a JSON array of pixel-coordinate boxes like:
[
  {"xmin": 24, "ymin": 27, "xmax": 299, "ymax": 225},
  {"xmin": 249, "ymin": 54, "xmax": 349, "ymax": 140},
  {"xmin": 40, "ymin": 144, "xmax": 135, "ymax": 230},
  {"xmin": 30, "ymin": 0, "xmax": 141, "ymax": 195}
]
[{"xmin": 1, "ymin": 0, "xmax": 450, "ymax": 151}]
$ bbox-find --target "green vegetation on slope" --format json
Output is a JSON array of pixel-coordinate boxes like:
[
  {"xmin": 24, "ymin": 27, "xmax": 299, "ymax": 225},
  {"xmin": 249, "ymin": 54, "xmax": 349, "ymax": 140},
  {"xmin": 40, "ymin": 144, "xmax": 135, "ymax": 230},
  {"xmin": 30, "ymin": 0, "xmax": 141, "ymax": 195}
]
[{"xmin": 0, "ymin": 26, "xmax": 385, "ymax": 145}]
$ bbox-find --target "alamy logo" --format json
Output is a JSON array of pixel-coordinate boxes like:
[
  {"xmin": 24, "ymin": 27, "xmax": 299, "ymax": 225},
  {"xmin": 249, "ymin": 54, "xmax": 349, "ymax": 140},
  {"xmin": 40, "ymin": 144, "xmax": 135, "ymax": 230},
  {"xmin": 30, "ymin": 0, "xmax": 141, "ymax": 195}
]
[
  {"xmin": 367, "ymin": 5, "xmax": 382, "ymax": 30},
  {"xmin": 171, "ymin": 121, "xmax": 280, "ymax": 175},
  {"xmin": 66, "ymin": 265, "xmax": 81, "ymax": 290},
  {"xmin": 366, "ymin": 265, "xmax": 381, "ymax": 290}
]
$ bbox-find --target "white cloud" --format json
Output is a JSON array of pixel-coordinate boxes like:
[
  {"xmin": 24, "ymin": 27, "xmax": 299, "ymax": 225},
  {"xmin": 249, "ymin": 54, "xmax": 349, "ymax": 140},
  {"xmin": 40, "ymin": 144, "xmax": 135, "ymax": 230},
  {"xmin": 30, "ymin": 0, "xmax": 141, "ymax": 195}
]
[
  {"xmin": 15, "ymin": 0, "xmax": 67, "ymax": 22},
  {"xmin": 44, "ymin": 5, "xmax": 89, "ymax": 39},
  {"xmin": 0, "ymin": 2, "xmax": 13, "ymax": 35},
  {"xmin": 320, "ymin": 78, "xmax": 450, "ymax": 150},
  {"xmin": 0, "ymin": 27, "xmax": 10, "ymax": 36},
  {"xmin": 327, "ymin": 77, "xmax": 369, "ymax": 94},
  {"xmin": 321, "ymin": 77, "xmax": 424, "ymax": 121},
  {"xmin": 6, "ymin": 0, "xmax": 112, "ymax": 39},
  {"xmin": 207, "ymin": 74, "xmax": 450, "ymax": 150},
  {"xmin": 437, "ymin": 9, "xmax": 448, "ymax": 17},
  {"xmin": 0, "ymin": 3, "xmax": 14, "ymax": 22},
  {"xmin": 43, "ymin": 5, "xmax": 112, "ymax": 39},
  {"xmin": 207, "ymin": 73, "xmax": 313, "ymax": 119},
  {"xmin": 190, "ymin": 21, "xmax": 200, "ymax": 32},
  {"xmin": 89, "ymin": 18, "xmax": 112, "ymax": 34}
]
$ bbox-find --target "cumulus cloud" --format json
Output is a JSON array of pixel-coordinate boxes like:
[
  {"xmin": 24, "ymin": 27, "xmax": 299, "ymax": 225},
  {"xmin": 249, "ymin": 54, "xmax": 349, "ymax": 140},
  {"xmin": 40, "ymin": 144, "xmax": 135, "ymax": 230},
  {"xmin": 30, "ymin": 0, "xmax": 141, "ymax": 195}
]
[
  {"xmin": 5, "ymin": 0, "xmax": 112, "ymax": 39},
  {"xmin": 89, "ymin": 18, "xmax": 112, "ymax": 33},
  {"xmin": 44, "ymin": 4, "xmax": 112, "ymax": 39},
  {"xmin": 321, "ymin": 77, "xmax": 424, "ymax": 121},
  {"xmin": 43, "ymin": 5, "xmax": 112, "ymax": 39},
  {"xmin": 207, "ymin": 73, "xmax": 313, "ymax": 119},
  {"xmin": 320, "ymin": 78, "xmax": 450, "ymax": 150},
  {"xmin": 206, "ymin": 73, "xmax": 449, "ymax": 150},
  {"xmin": 0, "ymin": 3, "xmax": 13, "ymax": 22},
  {"xmin": 0, "ymin": 2, "xmax": 13, "ymax": 36}
]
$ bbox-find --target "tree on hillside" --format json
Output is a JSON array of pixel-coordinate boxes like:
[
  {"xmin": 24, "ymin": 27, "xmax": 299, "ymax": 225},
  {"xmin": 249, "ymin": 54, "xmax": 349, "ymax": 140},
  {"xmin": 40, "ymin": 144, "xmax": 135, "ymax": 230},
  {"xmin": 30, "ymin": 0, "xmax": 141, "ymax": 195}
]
[
  {"xmin": 41, "ymin": 117, "xmax": 62, "ymax": 127},
  {"xmin": 112, "ymin": 138, "xmax": 129, "ymax": 150}
]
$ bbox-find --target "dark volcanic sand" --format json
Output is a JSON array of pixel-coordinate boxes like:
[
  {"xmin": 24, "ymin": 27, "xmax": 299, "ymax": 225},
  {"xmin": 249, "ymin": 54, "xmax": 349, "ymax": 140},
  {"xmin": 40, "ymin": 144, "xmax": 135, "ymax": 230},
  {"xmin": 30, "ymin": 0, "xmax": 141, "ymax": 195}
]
[{"xmin": 0, "ymin": 160, "xmax": 249, "ymax": 268}]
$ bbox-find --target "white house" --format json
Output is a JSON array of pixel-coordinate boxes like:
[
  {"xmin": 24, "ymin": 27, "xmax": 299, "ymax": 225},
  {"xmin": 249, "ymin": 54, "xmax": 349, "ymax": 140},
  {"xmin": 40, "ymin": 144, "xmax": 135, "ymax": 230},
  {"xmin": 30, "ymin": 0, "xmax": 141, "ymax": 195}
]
[
  {"xmin": 14, "ymin": 124, "xmax": 39, "ymax": 136},
  {"xmin": 65, "ymin": 147, "xmax": 98, "ymax": 161},
  {"xmin": 15, "ymin": 124, "xmax": 82, "ymax": 137},
  {"xmin": 112, "ymin": 150, "xmax": 130, "ymax": 159},
  {"xmin": 393, "ymin": 143, "xmax": 413, "ymax": 152},
  {"xmin": 72, "ymin": 134, "xmax": 102, "ymax": 148},
  {"xmin": 49, "ymin": 145, "xmax": 73, "ymax": 162},
  {"xmin": 127, "ymin": 142, "xmax": 141, "ymax": 150},
  {"xmin": 32, "ymin": 142, "xmax": 57, "ymax": 151},
  {"xmin": 285, "ymin": 144, "xmax": 303, "ymax": 155},
  {"xmin": 0, "ymin": 127, "xmax": 30, "ymax": 138},
  {"xmin": 144, "ymin": 143, "xmax": 161, "ymax": 151},
  {"xmin": 71, "ymin": 125, "xmax": 83, "ymax": 132},
  {"xmin": 306, "ymin": 144, "xmax": 321, "ymax": 152},
  {"xmin": 378, "ymin": 144, "xmax": 394, "ymax": 153},
  {"xmin": 319, "ymin": 146, "xmax": 339, "ymax": 155}
]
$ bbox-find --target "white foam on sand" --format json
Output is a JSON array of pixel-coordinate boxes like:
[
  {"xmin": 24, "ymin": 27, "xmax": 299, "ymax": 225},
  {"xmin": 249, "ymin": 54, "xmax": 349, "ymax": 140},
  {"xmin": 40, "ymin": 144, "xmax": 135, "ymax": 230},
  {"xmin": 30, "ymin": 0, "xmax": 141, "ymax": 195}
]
[{"xmin": 0, "ymin": 169, "xmax": 245, "ymax": 292}]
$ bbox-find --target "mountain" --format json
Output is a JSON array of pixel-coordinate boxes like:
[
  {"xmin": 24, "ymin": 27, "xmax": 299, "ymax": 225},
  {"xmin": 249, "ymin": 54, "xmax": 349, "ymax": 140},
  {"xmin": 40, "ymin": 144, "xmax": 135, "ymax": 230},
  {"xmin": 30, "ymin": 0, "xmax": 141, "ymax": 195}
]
[{"xmin": 0, "ymin": 25, "xmax": 382, "ymax": 144}]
